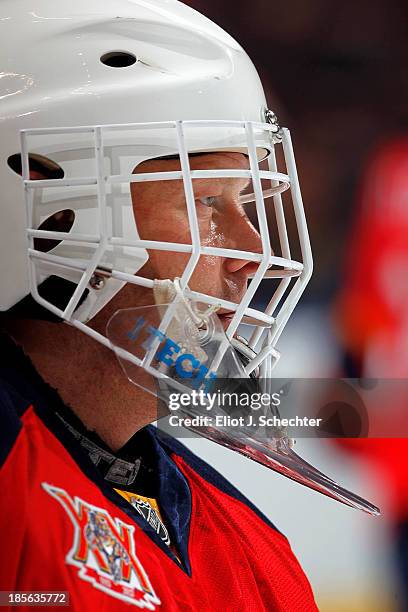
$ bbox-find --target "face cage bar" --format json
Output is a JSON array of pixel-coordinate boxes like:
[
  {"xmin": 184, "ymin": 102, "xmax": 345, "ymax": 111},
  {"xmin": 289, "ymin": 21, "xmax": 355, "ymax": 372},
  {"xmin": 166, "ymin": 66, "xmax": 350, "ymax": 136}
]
[{"xmin": 20, "ymin": 119, "xmax": 313, "ymax": 377}]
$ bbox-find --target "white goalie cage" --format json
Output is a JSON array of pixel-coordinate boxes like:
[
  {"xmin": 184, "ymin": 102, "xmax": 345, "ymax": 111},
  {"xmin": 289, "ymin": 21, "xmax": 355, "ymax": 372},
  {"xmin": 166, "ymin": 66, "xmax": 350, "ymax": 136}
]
[{"xmin": 20, "ymin": 118, "xmax": 313, "ymax": 378}]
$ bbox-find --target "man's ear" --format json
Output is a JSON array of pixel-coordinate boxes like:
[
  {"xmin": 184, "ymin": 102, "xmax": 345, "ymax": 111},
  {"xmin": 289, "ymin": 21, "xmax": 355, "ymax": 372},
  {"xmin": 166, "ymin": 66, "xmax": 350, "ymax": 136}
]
[
  {"xmin": 7, "ymin": 153, "xmax": 64, "ymax": 180},
  {"xmin": 30, "ymin": 169, "xmax": 48, "ymax": 180}
]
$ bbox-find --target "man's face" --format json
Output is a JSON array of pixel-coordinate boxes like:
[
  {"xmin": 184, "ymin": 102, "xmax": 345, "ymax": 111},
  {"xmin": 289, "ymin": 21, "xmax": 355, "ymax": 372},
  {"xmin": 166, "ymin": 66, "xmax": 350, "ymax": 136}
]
[{"xmin": 131, "ymin": 152, "xmax": 263, "ymax": 324}]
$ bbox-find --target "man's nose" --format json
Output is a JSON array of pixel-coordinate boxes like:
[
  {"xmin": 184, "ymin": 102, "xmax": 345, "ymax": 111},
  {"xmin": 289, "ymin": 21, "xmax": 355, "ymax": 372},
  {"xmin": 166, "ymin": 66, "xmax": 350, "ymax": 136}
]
[{"xmin": 224, "ymin": 211, "xmax": 271, "ymax": 275}]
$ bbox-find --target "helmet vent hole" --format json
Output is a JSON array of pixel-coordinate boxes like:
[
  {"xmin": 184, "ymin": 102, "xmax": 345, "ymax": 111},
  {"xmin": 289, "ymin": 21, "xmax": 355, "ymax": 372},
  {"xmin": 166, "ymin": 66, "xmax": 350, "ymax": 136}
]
[
  {"xmin": 34, "ymin": 209, "xmax": 75, "ymax": 253},
  {"xmin": 100, "ymin": 51, "xmax": 137, "ymax": 68},
  {"xmin": 7, "ymin": 153, "xmax": 64, "ymax": 179}
]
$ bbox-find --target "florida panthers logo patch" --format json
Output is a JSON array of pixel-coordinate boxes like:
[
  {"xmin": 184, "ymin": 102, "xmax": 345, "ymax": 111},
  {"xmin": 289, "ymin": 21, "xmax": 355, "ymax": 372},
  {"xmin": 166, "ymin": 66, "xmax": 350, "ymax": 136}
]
[{"xmin": 42, "ymin": 483, "xmax": 161, "ymax": 609}]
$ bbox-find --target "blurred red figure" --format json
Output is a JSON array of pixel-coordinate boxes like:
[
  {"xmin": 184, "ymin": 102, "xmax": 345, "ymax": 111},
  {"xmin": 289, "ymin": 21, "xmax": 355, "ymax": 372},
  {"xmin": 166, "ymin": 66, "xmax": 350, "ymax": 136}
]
[
  {"xmin": 334, "ymin": 137, "xmax": 408, "ymax": 609},
  {"xmin": 336, "ymin": 137, "xmax": 408, "ymax": 377}
]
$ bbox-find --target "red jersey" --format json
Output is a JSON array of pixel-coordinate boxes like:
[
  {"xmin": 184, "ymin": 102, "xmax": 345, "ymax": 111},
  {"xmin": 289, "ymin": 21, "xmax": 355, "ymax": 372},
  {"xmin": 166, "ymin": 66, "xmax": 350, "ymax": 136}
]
[{"xmin": 0, "ymin": 335, "xmax": 317, "ymax": 611}]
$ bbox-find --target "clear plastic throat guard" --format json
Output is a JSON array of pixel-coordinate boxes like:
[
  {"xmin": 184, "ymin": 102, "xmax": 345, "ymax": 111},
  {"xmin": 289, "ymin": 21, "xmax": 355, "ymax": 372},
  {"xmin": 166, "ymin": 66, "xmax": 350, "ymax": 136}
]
[{"xmin": 107, "ymin": 300, "xmax": 380, "ymax": 516}]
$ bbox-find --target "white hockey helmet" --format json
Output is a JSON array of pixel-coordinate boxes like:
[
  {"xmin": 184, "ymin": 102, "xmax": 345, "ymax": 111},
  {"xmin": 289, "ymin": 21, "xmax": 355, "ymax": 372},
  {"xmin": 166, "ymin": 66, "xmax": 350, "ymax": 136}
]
[{"xmin": 1, "ymin": 0, "xmax": 311, "ymax": 371}]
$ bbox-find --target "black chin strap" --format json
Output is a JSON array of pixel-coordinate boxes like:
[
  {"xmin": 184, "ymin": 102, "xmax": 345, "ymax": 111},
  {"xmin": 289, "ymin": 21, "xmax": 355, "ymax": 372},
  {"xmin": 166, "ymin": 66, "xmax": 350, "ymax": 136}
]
[{"xmin": 3, "ymin": 276, "xmax": 89, "ymax": 323}]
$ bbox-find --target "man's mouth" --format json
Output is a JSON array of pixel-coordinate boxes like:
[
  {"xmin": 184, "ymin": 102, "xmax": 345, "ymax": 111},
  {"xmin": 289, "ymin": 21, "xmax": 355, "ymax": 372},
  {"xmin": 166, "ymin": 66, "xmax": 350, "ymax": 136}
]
[
  {"xmin": 217, "ymin": 311, "xmax": 236, "ymax": 330},
  {"xmin": 218, "ymin": 310, "xmax": 234, "ymax": 318},
  {"xmin": 217, "ymin": 309, "xmax": 272, "ymax": 330}
]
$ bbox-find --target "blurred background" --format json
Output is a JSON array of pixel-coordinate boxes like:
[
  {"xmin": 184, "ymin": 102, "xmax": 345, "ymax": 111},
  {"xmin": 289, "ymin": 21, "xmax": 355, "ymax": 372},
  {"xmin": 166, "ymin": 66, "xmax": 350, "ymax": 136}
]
[{"xmin": 182, "ymin": 1, "xmax": 408, "ymax": 610}]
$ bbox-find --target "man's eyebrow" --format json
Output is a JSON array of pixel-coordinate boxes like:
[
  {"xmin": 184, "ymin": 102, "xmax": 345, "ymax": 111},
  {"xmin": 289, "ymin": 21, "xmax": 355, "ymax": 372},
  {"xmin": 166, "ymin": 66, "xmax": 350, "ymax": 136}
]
[
  {"xmin": 152, "ymin": 153, "xmax": 250, "ymax": 167},
  {"xmin": 153, "ymin": 152, "xmax": 210, "ymax": 162}
]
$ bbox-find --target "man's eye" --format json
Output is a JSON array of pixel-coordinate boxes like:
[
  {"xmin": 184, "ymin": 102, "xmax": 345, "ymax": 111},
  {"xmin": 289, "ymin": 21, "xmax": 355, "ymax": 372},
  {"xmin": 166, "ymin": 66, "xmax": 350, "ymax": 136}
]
[{"xmin": 198, "ymin": 196, "xmax": 217, "ymax": 207}]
